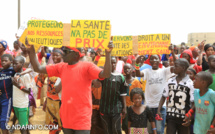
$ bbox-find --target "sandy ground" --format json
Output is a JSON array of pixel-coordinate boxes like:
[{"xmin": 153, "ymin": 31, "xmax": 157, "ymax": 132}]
[
  {"xmin": 7, "ymin": 99, "xmax": 126, "ymax": 134},
  {"xmin": 7, "ymin": 100, "xmax": 63, "ymax": 134}
]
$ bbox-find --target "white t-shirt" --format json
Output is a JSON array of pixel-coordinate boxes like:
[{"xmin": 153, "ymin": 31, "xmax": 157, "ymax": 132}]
[
  {"xmin": 142, "ymin": 67, "xmax": 172, "ymax": 108},
  {"xmin": 13, "ymin": 73, "xmax": 31, "ymax": 108}
]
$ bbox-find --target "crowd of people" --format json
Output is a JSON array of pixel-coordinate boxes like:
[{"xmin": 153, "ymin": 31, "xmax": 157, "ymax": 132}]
[{"xmin": 0, "ymin": 38, "xmax": 215, "ymax": 134}]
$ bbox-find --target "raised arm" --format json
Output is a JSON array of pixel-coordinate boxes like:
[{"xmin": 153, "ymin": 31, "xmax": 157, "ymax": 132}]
[
  {"xmin": 99, "ymin": 41, "xmax": 113, "ymax": 78},
  {"xmin": 171, "ymin": 45, "xmax": 177, "ymax": 63},
  {"xmin": 197, "ymin": 41, "xmax": 205, "ymax": 66},
  {"xmin": 26, "ymin": 39, "xmax": 47, "ymax": 74},
  {"xmin": 135, "ymin": 56, "xmax": 144, "ymax": 77}
]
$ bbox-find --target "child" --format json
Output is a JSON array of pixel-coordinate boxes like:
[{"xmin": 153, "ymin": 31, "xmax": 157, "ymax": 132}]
[
  {"xmin": 128, "ymin": 88, "xmax": 156, "ymax": 134},
  {"xmin": 157, "ymin": 58, "xmax": 194, "ymax": 134},
  {"xmin": 12, "ymin": 41, "xmax": 22, "ymax": 57},
  {"xmin": 12, "ymin": 56, "xmax": 31, "ymax": 134},
  {"xmin": 136, "ymin": 55, "xmax": 174, "ymax": 134},
  {"xmin": 186, "ymin": 68, "xmax": 196, "ymax": 81},
  {"xmin": 169, "ymin": 56, "xmax": 177, "ymax": 67},
  {"xmin": 0, "ymin": 54, "xmax": 16, "ymax": 134},
  {"xmin": 207, "ymin": 55, "xmax": 215, "ymax": 91},
  {"xmin": 122, "ymin": 63, "xmax": 142, "ymax": 134},
  {"xmin": 183, "ymin": 71, "xmax": 215, "ymax": 134},
  {"xmin": 99, "ymin": 57, "xmax": 127, "ymax": 134}
]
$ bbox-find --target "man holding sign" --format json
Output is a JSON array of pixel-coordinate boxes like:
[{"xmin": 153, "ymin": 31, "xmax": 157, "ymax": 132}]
[{"xmin": 26, "ymin": 39, "xmax": 113, "ymax": 134}]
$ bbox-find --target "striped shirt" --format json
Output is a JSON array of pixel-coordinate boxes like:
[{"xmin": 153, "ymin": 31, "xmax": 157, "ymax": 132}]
[{"xmin": 99, "ymin": 72, "xmax": 127, "ymax": 114}]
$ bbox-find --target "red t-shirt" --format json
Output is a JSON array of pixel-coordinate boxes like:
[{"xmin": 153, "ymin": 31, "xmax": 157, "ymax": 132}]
[{"xmin": 46, "ymin": 61, "xmax": 102, "ymax": 130}]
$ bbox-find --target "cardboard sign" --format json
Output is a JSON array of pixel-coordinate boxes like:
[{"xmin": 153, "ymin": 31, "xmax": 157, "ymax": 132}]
[
  {"xmin": 111, "ymin": 36, "xmax": 133, "ymax": 56},
  {"xmin": 18, "ymin": 29, "xmax": 41, "ymax": 52},
  {"xmin": 27, "ymin": 20, "xmax": 63, "ymax": 48},
  {"xmin": 132, "ymin": 36, "xmax": 138, "ymax": 54},
  {"xmin": 138, "ymin": 34, "xmax": 171, "ymax": 55},
  {"xmin": 97, "ymin": 57, "xmax": 105, "ymax": 67},
  {"xmin": 63, "ymin": 23, "xmax": 71, "ymax": 46},
  {"xmin": 19, "ymin": 29, "xmax": 28, "ymax": 45},
  {"xmin": 70, "ymin": 20, "xmax": 111, "ymax": 49},
  {"xmin": 17, "ymin": 21, "xmax": 28, "ymax": 37}
]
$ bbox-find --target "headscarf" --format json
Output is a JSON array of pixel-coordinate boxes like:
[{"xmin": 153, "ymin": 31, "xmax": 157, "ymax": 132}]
[
  {"xmin": 47, "ymin": 49, "xmax": 64, "ymax": 65},
  {"xmin": 161, "ymin": 54, "xmax": 172, "ymax": 61},
  {"xmin": 144, "ymin": 55, "xmax": 163, "ymax": 68},
  {"xmin": 180, "ymin": 49, "xmax": 196, "ymax": 64},
  {"xmin": 189, "ymin": 46, "xmax": 197, "ymax": 52},
  {"xmin": 53, "ymin": 49, "xmax": 64, "ymax": 56}
]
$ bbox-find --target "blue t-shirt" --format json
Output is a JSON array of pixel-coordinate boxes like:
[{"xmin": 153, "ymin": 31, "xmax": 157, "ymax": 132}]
[
  {"xmin": 194, "ymin": 89, "xmax": 215, "ymax": 134},
  {"xmin": 0, "ymin": 67, "xmax": 16, "ymax": 100}
]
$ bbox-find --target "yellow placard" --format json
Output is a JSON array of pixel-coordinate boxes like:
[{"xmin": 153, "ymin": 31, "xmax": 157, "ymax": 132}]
[
  {"xmin": 111, "ymin": 36, "xmax": 133, "ymax": 56},
  {"xmin": 70, "ymin": 20, "xmax": 111, "ymax": 49},
  {"xmin": 138, "ymin": 34, "xmax": 171, "ymax": 55},
  {"xmin": 19, "ymin": 29, "xmax": 41, "ymax": 52},
  {"xmin": 97, "ymin": 57, "xmax": 105, "ymax": 67},
  {"xmin": 19, "ymin": 29, "xmax": 28, "ymax": 45},
  {"xmin": 27, "ymin": 20, "xmax": 63, "ymax": 48}
]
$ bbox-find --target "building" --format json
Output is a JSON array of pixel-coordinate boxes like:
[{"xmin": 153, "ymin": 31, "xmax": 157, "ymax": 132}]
[{"xmin": 188, "ymin": 32, "xmax": 215, "ymax": 46}]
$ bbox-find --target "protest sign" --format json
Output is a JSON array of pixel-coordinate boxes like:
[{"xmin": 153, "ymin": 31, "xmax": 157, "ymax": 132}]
[
  {"xmin": 111, "ymin": 36, "xmax": 133, "ymax": 56},
  {"xmin": 97, "ymin": 57, "xmax": 105, "ymax": 67},
  {"xmin": 19, "ymin": 29, "xmax": 28, "ymax": 45},
  {"xmin": 27, "ymin": 20, "xmax": 63, "ymax": 48},
  {"xmin": 17, "ymin": 21, "xmax": 28, "ymax": 37},
  {"xmin": 138, "ymin": 34, "xmax": 171, "ymax": 55},
  {"xmin": 19, "ymin": 29, "xmax": 41, "ymax": 52},
  {"xmin": 70, "ymin": 20, "xmax": 111, "ymax": 49}
]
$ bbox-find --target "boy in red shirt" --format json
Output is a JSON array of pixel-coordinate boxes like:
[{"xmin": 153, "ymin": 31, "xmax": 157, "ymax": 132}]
[{"xmin": 26, "ymin": 39, "xmax": 113, "ymax": 134}]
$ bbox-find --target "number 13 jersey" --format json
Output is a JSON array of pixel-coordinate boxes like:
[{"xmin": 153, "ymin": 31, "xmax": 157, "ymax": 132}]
[{"xmin": 163, "ymin": 75, "xmax": 194, "ymax": 123}]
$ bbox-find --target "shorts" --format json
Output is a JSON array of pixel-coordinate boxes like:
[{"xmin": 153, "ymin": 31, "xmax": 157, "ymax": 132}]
[
  {"xmin": 147, "ymin": 106, "xmax": 166, "ymax": 134},
  {"xmin": 0, "ymin": 98, "xmax": 12, "ymax": 130},
  {"xmin": 13, "ymin": 107, "xmax": 29, "ymax": 126},
  {"xmin": 166, "ymin": 119, "xmax": 190, "ymax": 134},
  {"xmin": 91, "ymin": 109, "xmax": 104, "ymax": 134},
  {"xmin": 100, "ymin": 113, "xmax": 122, "ymax": 134}
]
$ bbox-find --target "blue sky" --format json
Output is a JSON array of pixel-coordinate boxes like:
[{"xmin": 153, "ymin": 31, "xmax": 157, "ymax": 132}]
[{"xmin": 1, "ymin": 0, "xmax": 215, "ymax": 50}]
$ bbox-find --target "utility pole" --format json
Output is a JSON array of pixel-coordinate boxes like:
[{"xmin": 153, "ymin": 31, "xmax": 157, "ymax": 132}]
[{"xmin": 18, "ymin": 0, "xmax": 20, "ymax": 28}]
